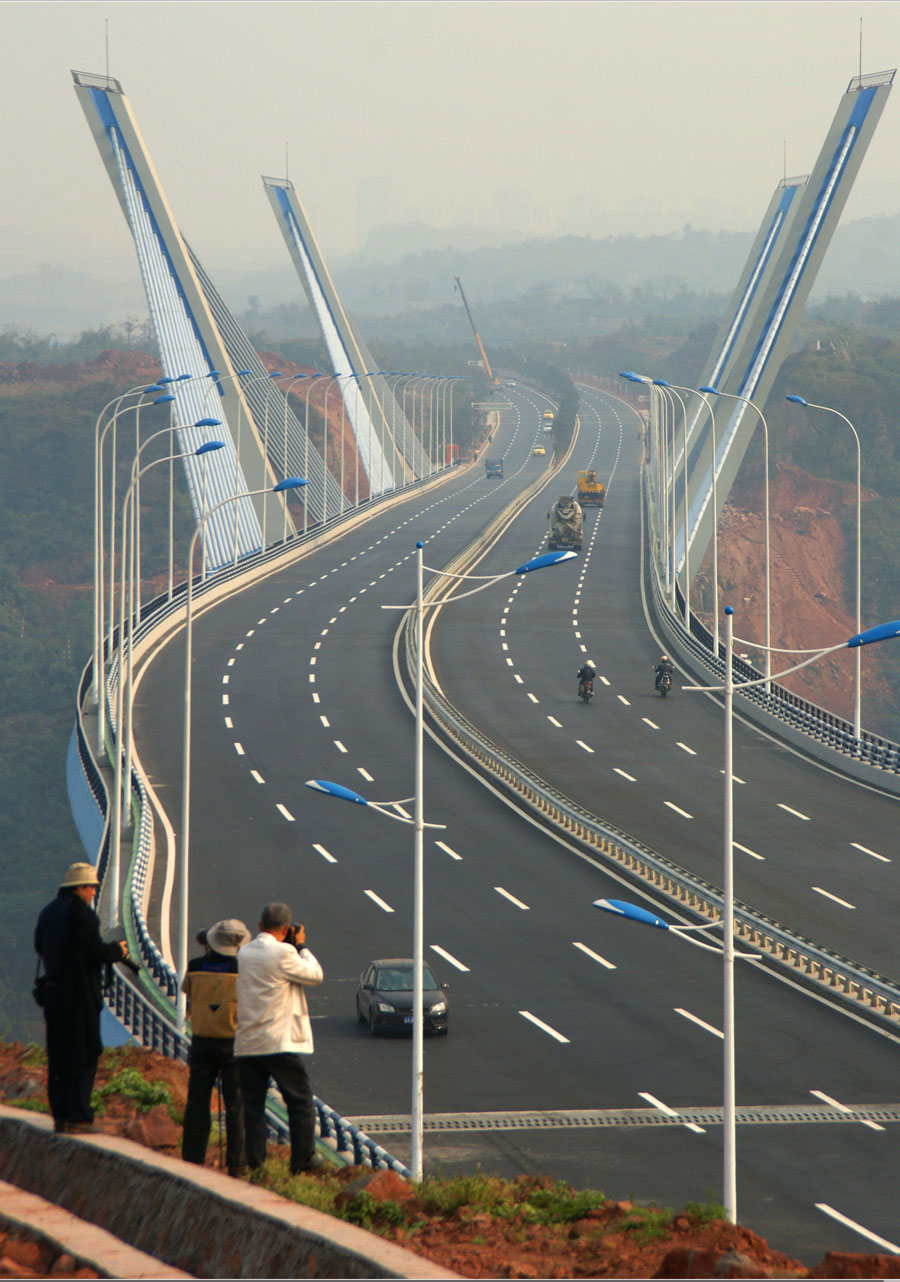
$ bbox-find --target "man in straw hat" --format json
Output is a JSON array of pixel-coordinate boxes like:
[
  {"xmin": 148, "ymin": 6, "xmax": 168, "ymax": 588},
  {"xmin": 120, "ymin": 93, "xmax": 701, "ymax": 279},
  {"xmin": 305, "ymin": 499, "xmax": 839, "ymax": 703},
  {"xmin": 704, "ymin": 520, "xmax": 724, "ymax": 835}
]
[
  {"xmin": 181, "ymin": 918, "xmax": 250, "ymax": 1175},
  {"xmin": 34, "ymin": 862, "xmax": 127, "ymax": 1133}
]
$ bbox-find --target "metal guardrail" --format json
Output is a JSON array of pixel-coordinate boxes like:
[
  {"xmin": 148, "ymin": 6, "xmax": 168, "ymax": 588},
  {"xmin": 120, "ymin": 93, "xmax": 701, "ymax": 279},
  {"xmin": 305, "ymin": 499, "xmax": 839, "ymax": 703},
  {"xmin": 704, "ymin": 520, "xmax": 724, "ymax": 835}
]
[{"xmin": 401, "ymin": 488, "xmax": 900, "ymax": 1035}]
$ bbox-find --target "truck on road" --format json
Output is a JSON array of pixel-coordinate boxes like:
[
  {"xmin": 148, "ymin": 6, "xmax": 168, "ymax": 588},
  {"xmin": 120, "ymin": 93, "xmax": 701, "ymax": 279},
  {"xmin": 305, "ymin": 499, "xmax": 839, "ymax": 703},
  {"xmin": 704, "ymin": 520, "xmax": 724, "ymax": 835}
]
[
  {"xmin": 577, "ymin": 469, "xmax": 604, "ymax": 507},
  {"xmin": 548, "ymin": 494, "xmax": 583, "ymax": 551}
]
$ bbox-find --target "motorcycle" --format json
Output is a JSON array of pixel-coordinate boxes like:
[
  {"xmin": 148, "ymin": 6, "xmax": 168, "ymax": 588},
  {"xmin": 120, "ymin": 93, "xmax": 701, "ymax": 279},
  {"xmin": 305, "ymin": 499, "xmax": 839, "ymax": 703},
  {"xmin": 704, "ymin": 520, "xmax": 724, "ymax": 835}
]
[
  {"xmin": 578, "ymin": 677, "xmax": 594, "ymax": 704},
  {"xmin": 657, "ymin": 670, "xmax": 672, "ymax": 698}
]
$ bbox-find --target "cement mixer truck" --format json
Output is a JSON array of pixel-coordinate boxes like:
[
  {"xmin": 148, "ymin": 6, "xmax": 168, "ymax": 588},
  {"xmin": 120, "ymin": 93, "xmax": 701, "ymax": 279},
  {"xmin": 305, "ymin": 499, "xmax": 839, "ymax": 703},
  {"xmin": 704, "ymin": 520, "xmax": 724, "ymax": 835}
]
[{"xmin": 548, "ymin": 494, "xmax": 583, "ymax": 551}]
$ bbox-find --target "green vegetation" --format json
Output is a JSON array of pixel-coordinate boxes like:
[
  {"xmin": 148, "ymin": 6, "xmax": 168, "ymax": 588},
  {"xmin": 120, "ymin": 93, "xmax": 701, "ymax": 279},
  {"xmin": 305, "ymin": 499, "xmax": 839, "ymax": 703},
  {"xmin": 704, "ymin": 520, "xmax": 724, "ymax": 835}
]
[{"xmin": 92, "ymin": 1067, "xmax": 180, "ymax": 1121}]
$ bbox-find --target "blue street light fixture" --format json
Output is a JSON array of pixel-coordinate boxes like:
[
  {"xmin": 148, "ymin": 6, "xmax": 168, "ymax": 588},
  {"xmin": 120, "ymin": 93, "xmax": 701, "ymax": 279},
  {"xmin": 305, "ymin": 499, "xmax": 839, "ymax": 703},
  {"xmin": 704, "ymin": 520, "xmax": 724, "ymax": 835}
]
[{"xmin": 306, "ymin": 541, "xmax": 576, "ymax": 1181}]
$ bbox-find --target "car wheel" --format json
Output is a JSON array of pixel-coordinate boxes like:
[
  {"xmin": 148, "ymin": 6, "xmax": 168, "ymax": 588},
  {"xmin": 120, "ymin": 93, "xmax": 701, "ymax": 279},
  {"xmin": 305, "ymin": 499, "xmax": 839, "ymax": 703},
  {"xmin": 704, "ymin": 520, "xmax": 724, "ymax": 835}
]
[
  {"xmin": 368, "ymin": 1008, "xmax": 378, "ymax": 1037},
  {"xmin": 356, "ymin": 997, "xmax": 366, "ymax": 1025}
]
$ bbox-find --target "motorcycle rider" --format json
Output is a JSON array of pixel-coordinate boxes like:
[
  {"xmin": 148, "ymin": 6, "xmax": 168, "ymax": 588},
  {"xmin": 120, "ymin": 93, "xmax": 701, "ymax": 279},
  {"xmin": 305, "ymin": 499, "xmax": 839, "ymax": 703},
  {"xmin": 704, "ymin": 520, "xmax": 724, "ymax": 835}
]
[
  {"xmin": 577, "ymin": 659, "xmax": 597, "ymax": 698},
  {"xmin": 654, "ymin": 654, "xmax": 675, "ymax": 691}
]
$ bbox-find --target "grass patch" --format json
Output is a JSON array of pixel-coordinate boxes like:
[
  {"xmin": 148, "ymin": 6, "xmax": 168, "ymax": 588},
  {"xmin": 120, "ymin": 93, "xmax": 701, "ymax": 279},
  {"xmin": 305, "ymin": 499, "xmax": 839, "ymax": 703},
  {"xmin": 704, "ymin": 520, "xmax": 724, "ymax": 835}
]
[
  {"xmin": 10, "ymin": 1097, "xmax": 48, "ymax": 1114},
  {"xmin": 92, "ymin": 1067, "xmax": 181, "ymax": 1122},
  {"xmin": 21, "ymin": 1043, "xmax": 47, "ymax": 1067},
  {"xmin": 620, "ymin": 1204, "xmax": 675, "ymax": 1243}
]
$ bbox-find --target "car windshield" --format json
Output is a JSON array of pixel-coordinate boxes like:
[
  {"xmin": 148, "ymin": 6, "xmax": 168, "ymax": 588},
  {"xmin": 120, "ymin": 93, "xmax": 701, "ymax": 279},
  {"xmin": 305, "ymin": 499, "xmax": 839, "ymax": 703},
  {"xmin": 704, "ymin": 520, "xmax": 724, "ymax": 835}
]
[{"xmin": 375, "ymin": 966, "xmax": 438, "ymax": 992}]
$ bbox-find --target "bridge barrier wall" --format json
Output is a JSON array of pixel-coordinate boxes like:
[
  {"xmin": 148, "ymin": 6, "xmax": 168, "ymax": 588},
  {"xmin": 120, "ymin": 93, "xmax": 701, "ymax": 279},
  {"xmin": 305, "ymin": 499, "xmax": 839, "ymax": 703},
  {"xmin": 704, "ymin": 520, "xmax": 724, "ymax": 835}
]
[{"xmin": 0, "ymin": 1107, "xmax": 457, "ymax": 1280}]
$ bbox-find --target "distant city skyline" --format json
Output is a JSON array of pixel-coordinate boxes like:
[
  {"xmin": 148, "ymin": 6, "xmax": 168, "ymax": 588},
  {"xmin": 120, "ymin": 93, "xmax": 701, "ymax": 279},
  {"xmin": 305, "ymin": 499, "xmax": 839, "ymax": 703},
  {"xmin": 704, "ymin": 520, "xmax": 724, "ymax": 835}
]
[{"xmin": 1, "ymin": 2, "xmax": 898, "ymax": 287}]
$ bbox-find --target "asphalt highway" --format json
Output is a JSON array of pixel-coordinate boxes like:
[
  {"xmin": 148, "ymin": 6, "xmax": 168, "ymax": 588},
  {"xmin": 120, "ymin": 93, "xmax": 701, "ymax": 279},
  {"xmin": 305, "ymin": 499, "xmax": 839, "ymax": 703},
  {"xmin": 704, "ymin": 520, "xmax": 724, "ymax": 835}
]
[{"xmin": 132, "ymin": 384, "xmax": 900, "ymax": 1260}]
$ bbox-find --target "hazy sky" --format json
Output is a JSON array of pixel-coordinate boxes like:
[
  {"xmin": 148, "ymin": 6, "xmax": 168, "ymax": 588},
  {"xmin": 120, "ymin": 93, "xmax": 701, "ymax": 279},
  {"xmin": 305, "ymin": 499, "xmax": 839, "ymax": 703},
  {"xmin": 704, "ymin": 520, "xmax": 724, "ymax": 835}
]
[{"xmin": 2, "ymin": 1, "xmax": 899, "ymax": 281}]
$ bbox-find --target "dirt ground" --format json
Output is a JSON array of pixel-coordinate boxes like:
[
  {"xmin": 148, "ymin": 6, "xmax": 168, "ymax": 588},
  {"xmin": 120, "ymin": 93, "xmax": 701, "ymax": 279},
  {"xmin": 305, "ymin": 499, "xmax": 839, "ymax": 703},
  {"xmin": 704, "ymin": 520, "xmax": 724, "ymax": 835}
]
[{"xmin": 1, "ymin": 1042, "xmax": 898, "ymax": 1278}]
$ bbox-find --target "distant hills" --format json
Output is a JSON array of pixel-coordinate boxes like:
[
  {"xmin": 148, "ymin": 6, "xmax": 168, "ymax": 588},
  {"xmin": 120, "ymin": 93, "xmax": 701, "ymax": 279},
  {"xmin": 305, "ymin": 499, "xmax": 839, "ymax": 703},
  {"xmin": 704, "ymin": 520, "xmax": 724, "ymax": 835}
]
[{"xmin": 2, "ymin": 213, "xmax": 899, "ymax": 338}]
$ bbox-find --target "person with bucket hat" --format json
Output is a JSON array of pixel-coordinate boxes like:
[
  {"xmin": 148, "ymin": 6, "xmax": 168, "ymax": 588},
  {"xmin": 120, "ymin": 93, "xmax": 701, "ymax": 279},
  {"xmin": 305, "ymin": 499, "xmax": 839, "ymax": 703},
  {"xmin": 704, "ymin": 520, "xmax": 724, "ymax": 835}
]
[
  {"xmin": 181, "ymin": 918, "xmax": 250, "ymax": 1174},
  {"xmin": 33, "ymin": 862, "xmax": 127, "ymax": 1133}
]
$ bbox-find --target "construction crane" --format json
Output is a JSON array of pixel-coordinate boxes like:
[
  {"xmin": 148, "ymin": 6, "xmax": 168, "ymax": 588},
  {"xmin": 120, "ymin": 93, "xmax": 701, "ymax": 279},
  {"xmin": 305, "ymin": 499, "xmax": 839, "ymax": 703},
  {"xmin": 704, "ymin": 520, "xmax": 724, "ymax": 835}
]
[{"xmin": 454, "ymin": 276, "xmax": 498, "ymax": 385}]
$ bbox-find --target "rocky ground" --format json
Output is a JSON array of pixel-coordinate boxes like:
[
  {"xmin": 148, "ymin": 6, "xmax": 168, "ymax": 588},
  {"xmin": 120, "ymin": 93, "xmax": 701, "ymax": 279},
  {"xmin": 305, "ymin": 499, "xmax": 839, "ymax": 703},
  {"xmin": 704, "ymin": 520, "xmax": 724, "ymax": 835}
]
[{"xmin": 1, "ymin": 1042, "xmax": 898, "ymax": 1278}]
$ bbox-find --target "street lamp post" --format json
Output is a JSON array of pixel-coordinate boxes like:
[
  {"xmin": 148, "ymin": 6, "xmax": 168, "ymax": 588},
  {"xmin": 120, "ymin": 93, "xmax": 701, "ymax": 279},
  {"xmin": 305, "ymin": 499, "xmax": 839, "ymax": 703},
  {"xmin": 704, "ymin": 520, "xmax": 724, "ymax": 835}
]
[
  {"xmin": 653, "ymin": 381, "xmax": 692, "ymax": 632},
  {"xmin": 786, "ymin": 395, "xmax": 863, "ymax": 740},
  {"xmin": 701, "ymin": 387, "xmax": 772, "ymax": 691},
  {"xmin": 176, "ymin": 476, "xmax": 308, "ymax": 1033},
  {"xmin": 306, "ymin": 545, "xmax": 577, "ymax": 1179}
]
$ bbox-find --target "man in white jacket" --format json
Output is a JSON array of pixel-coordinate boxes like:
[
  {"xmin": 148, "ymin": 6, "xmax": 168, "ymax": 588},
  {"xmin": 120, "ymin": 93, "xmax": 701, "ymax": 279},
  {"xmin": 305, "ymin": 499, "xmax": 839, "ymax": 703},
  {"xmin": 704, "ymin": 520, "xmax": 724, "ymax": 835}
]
[{"xmin": 234, "ymin": 903, "xmax": 324, "ymax": 1174}]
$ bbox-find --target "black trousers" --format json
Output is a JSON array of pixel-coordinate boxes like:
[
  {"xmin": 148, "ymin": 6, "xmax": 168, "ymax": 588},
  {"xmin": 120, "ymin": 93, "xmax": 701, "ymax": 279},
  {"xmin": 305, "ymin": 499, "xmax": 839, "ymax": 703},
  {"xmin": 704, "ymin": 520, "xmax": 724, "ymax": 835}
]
[
  {"xmin": 182, "ymin": 1036, "xmax": 245, "ymax": 1171},
  {"xmin": 44, "ymin": 996, "xmax": 97, "ymax": 1126},
  {"xmin": 237, "ymin": 1052, "xmax": 316, "ymax": 1174}
]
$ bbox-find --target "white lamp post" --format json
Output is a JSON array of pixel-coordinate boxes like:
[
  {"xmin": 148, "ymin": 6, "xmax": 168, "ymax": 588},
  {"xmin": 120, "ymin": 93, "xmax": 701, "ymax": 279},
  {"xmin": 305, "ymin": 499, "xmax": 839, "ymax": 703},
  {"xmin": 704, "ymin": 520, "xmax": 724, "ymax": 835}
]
[
  {"xmin": 653, "ymin": 381, "xmax": 692, "ymax": 632},
  {"xmin": 306, "ymin": 544, "xmax": 577, "ymax": 1180},
  {"xmin": 176, "ymin": 475, "xmax": 308, "ymax": 1033},
  {"xmin": 786, "ymin": 395, "xmax": 863, "ymax": 740}
]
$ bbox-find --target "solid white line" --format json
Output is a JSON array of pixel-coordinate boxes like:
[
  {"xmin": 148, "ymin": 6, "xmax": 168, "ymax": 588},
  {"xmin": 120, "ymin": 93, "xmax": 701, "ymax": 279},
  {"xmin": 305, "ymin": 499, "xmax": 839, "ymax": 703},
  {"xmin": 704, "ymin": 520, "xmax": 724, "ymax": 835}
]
[
  {"xmin": 599, "ymin": 676, "xmax": 610, "ymax": 686},
  {"xmin": 519, "ymin": 1011, "xmax": 569, "ymax": 1043},
  {"xmin": 676, "ymin": 1007, "xmax": 723, "ymax": 1039},
  {"xmin": 812, "ymin": 886, "xmax": 856, "ymax": 909},
  {"xmin": 617, "ymin": 695, "xmax": 631, "ymax": 706},
  {"xmin": 815, "ymin": 1204, "xmax": 898, "ymax": 1253},
  {"xmin": 573, "ymin": 941, "xmax": 616, "ymax": 970},
  {"xmin": 576, "ymin": 740, "xmax": 594, "ymax": 753},
  {"xmin": 364, "ymin": 889, "xmax": 394, "ymax": 913},
  {"xmin": 614, "ymin": 768, "xmax": 636, "ymax": 782},
  {"xmin": 527, "ymin": 693, "xmax": 539, "ymax": 703},
  {"xmin": 664, "ymin": 801, "xmax": 693, "ymax": 819},
  {"xmin": 547, "ymin": 716, "xmax": 562, "ymax": 727},
  {"xmin": 495, "ymin": 886, "xmax": 530, "ymax": 910},
  {"xmin": 810, "ymin": 1090, "xmax": 885, "ymax": 1130},
  {"xmin": 642, "ymin": 717, "xmax": 659, "ymax": 729},
  {"xmin": 334, "ymin": 740, "xmax": 347, "ymax": 753},
  {"xmin": 778, "ymin": 802, "xmax": 810, "ymax": 821},
  {"xmin": 276, "ymin": 804, "xmax": 295, "ymax": 822},
  {"xmin": 234, "ymin": 742, "xmax": 245, "ymax": 756},
  {"xmin": 676, "ymin": 742, "xmax": 696, "ymax": 756},
  {"xmin": 250, "ymin": 770, "xmax": 264, "ymax": 785},
  {"xmin": 639, "ymin": 1092, "xmax": 706, "ymax": 1134},
  {"xmin": 313, "ymin": 843, "xmax": 337, "ymax": 864},
  {"xmin": 358, "ymin": 767, "xmax": 374, "ymax": 781},
  {"xmin": 435, "ymin": 841, "xmax": 462, "ymax": 861},
  {"xmin": 431, "ymin": 944, "xmax": 469, "ymax": 972},
  {"xmin": 851, "ymin": 841, "xmax": 890, "ymax": 863}
]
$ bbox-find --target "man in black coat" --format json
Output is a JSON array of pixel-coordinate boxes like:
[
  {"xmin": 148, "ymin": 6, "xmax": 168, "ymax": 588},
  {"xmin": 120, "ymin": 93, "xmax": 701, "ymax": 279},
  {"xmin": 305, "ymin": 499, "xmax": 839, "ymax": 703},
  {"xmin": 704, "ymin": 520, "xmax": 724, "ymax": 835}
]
[{"xmin": 34, "ymin": 862, "xmax": 126, "ymax": 1133}]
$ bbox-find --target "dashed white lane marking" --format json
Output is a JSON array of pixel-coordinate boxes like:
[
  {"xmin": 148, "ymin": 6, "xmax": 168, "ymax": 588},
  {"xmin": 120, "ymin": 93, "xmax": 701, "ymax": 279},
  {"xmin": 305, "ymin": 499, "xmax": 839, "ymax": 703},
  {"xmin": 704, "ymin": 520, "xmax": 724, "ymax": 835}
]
[
  {"xmin": 573, "ymin": 941, "xmax": 616, "ymax": 970},
  {"xmin": 720, "ymin": 770, "xmax": 746, "ymax": 784},
  {"xmin": 308, "ymin": 673, "xmax": 316, "ymax": 683},
  {"xmin": 334, "ymin": 740, "xmax": 347, "ymax": 753},
  {"xmin": 320, "ymin": 715, "xmax": 330, "ymax": 727},
  {"xmin": 365, "ymin": 889, "xmax": 394, "ymax": 913},
  {"xmin": 599, "ymin": 676, "xmax": 610, "ymax": 686},
  {"xmin": 235, "ymin": 643, "xmax": 243, "ymax": 651},
  {"xmin": 276, "ymin": 804, "xmax": 295, "ymax": 822},
  {"xmin": 617, "ymin": 695, "xmax": 631, "ymax": 706},
  {"xmin": 664, "ymin": 801, "xmax": 693, "ymax": 819},
  {"xmin": 222, "ymin": 674, "xmax": 229, "ymax": 685},
  {"xmin": 810, "ymin": 1090, "xmax": 885, "ymax": 1131},
  {"xmin": 270, "ymin": 606, "xmax": 279, "ymax": 614},
  {"xmin": 547, "ymin": 716, "xmax": 562, "ymax": 728},
  {"xmin": 643, "ymin": 717, "xmax": 659, "ymax": 729},
  {"xmin": 392, "ymin": 803, "xmax": 411, "ymax": 820},
  {"xmin": 851, "ymin": 842, "xmax": 890, "ymax": 863},
  {"xmin": 250, "ymin": 770, "xmax": 265, "ymax": 785},
  {"xmin": 313, "ymin": 843, "xmax": 337, "ymax": 864},
  {"xmin": 778, "ymin": 803, "xmax": 810, "ymax": 821},
  {"xmin": 227, "ymin": 658, "xmax": 235, "ymax": 667},
  {"xmin": 576, "ymin": 740, "xmax": 594, "ymax": 754},
  {"xmin": 431, "ymin": 944, "xmax": 469, "ymax": 972},
  {"xmin": 676, "ymin": 742, "xmax": 696, "ymax": 756},
  {"xmin": 222, "ymin": 694, "xmax": 229, "ymax": 706},
  {"xmin": 734, "ymin": 841, "xmax": 764, "ymax": 861},
  {"xmin": 812, "ymin": 886, "xmax": 856, "ymax": 909},
  {"xmin": 639, "ymin": 1092, "xmax": 706, "ymax": 1134},
  {"xmin": 257, "ymin": 618, "xmax": 266, "ymax": 625},
  {"xmin": 519, "ymin": 1011, "xmax": 570, "ymax": 1043},
  {"xmin": 435, "ymin": 841, "xmax": 462, "ymax": 861},
  {"xmin": 310, "ymin": 656, "xmax": 316, "ymax": 665},
  {"xmin": 234, "ymin": 743, "xmax": 245, "ymax": 756},
  {"xmin": 514, "ymin": 674, "xmax": 523, "ymax": 684},
  {"xmin": 245, "ymin": 629, "xmax": 255, "ymax": 637},
  {"xmin": 312, "ymin": 693, "xmax": 320, "ymax": 704},
  {"xmin": 614, "ymin": 768, "xmax": 636, "ymax": 782},
  {"xmin": 495, "ymin": 886, "xmax": 530, "ymax": 910},
  {"xmin": 224, "ymin": 717, "xmax": 233, "ymax": 729},
  {"xmin": 815, "ymin": 1204, "xmax": 898, "ymax": 1253},
  {"xmin": 676, "ymin": 1007, "xmax": 723, "ymax": 1039},
  {"xmin": 358, "ymin": 767, "xmax": 374, "ymax": 781},
  {"xmin": 527, "ymin": 693, "xmax": 539, "ymax": 703}
]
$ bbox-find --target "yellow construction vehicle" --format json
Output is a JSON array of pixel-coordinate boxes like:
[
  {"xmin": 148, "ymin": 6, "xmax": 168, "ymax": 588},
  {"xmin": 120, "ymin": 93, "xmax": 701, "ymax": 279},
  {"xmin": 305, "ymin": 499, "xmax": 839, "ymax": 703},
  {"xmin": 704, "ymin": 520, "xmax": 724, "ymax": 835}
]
[{"xmin": 577, "ymin": 469, "xmax": 604, "ymax": 507}]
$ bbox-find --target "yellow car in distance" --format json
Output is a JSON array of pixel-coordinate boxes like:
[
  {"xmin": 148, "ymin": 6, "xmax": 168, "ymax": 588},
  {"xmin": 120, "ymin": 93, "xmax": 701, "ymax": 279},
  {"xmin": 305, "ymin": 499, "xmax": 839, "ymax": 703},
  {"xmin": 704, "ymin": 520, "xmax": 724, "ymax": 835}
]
[{"xmin": 533, "ymin": 445, "xmax": 546, "ymax": 456}]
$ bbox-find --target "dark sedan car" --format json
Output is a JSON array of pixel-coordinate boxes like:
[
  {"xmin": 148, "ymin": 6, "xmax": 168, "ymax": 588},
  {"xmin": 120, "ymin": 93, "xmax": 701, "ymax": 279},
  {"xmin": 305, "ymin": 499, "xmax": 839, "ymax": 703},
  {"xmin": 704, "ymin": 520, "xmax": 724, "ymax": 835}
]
[{"xmin": 356, "ymin": 958, "xmax": 449, "ymax": 1036}]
